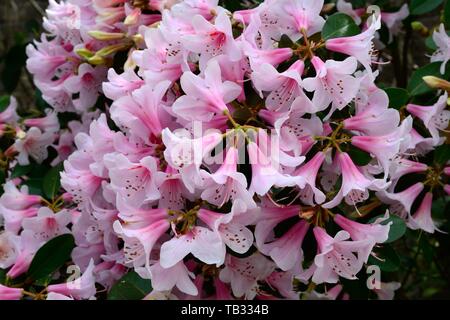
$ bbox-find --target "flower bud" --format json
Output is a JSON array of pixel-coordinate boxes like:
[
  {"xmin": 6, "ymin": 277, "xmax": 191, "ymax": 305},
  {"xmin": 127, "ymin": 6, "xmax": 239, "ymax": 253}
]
[
  {"xmin": 88, "ymin": 31, "xmax": 126, "ymax": 41},
  {"xmin": 423, "ymin": 76, "xmax": 450, "ymax": 92}
]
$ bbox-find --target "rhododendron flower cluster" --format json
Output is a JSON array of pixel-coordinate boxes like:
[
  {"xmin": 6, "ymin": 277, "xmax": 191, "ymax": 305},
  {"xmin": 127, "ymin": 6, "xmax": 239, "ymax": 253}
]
[{"xmin": 0, "ymin": 0, "xmax": 449, "ymax": 301}]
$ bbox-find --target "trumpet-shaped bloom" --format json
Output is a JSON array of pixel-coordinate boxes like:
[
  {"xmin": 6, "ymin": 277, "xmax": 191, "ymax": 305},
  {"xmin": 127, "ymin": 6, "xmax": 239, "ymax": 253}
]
[
  {"xmin": 149, "ymin": 261, "xmax": 198, "ymax": 296},
  {"xmin": 303, "ymin": 56, "xmax": 359, "ymax": 117},
  {"xmin": 47, "ymin": 259, "xmax": 96, "ymax": 300},
  {"xmin": 406, "ymin": 93, "xmax": 449, "ymax": 145},
  {"xmin": 323, "ymin": 152, "xmax": 374, "ymax": 208},
  {"xmin": 407, "ymin": 193, "xmax": 442, "ymax": 234},
  {"xmin": 312, "ymin": 227, "xmax": 366, "ymax": 284},
  {"xmin": 326, "ymin": 15, "xmax": 381, "ymax": 71},
  {"xmin": 160, "ymin": 225, "xmax": 225, "ymax": 268},
  {"xmin": 351, "ymin": 116, "xmax": 413, "ymax": 179},
  {"xmin": 275, "ymin": 0, "xmax": 325, "ymax": 41},
  {"xmin": 172, "ymin": 60, "xmax": 241, "ymax": 121},
  {"xmin": 201, "ymin": 147, "xmax": 256, "ymax": 209},
  {"xmin": 110, "ymin": 81, "xmax": 172, "ymax": 143},
  {"xmin": 334, "ymin": 213, "xmax": 391, "ymax": 262},
  {"xmin": 430, "ymin": 24, "xmax": 450, "ymax": 74},
  {"xmin": 0, "ymin": 284, "xmax": 22, "ymax": 300},
  {"xmin": 104, "ymin": 154, "xmax": 160, "ymax": 207},
  {"xmin": 252, "ymin": 60, "xmax": 313, "ymax": 113}
]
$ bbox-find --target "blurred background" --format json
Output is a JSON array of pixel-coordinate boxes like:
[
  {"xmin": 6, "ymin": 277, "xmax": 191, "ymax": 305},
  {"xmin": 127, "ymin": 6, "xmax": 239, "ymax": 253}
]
[{"xmin": 0, "ymin": 0, "xmax": 46, "ymax": 110}]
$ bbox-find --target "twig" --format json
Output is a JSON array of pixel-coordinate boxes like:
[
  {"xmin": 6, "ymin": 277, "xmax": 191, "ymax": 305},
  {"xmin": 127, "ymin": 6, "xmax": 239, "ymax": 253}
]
[{"xmin": 28, "ymin": 0, "xmax": 45, "ymax": 16}]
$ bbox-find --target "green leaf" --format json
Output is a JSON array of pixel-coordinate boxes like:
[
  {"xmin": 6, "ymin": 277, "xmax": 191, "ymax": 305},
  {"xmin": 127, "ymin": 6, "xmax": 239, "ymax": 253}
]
[
  {"xmin": 11, "ymin": 164, "xmax": 34, "ymax": 179},
  {"xmin": 368, "ymin": 245, "xmax": 401, "ymax": 272},
  {"xmin": 0, "ymin": 170, "xmax": 5, "ymax": 188},
  {"xmin": 278, "ymin": 34, "xmax": 294, "ymax": 49},
  {"xmin": 27, "ymin": 234, "xmax": 75, "ymax": 281},
  {"xmin": 425, "ymin": 35, "xmax": 437, "ymax": 51},
  {"xmin": 220, "ymin": 0, "xmax": 244, "ymax": 11},
  {"xmin": 42, "ymin": 163, "xmax": 64, "ymax": 200},
  {"xmin": 0, "ymin": 268, "xmax": 6, "ymax": 284},
  {"xmin": 431, "ymin": 195, "xmax": 450, "ymax": 220},
  {"xmin": 347, "ymin": 145, "xmax": 372, "ymax": 166},
  {"xmin": 384, "ymin": 87, "xmax": 410, "ymax": 109},
  {"xmin": 410, "ymin": 0, "xmax": 443, "ymax": 15},
  {"xmin": 23, "ymin": 178, "xmax": 44, "ymax": 196},
  {"xmin": 434, "ymin": 144, "xmax": 450, "ymax": 165},
  {"xmin": 0, "ymin": 95, "xmax": 11, "ymax": 113},
  {"xmin": 369, "ymin": 214, "xmax": 407, "ymax": 244},
  {"xmin": 407, "ymin": 62, "xmax": 446, "ymax": 96},
  {"xmin": 322, "ymin": 13, "xmax": 360, "ymax": 41},
  {"xmin": 445, "ymin": 0, "xmax": 450, "ymax": 29},
  {"xmin": 108, "ymin": 271, "xmax": 152, "ymax": 300}
]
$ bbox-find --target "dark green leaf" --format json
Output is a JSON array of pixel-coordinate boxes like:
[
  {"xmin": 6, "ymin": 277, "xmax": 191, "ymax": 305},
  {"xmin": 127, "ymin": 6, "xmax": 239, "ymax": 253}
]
[
  {"xmin": 0, "ymin": 268, "xmax": 6, "ymax": 284},
  {"xmin": 27, "ymin": 234, "xmax": 75, "ymax": 281},
  {"xmin": 431, "ymin": 195, "xmax": 450, "ymax": 220},
  {"xmin": 278, "ymin": 34, "xmax": 294, "ymax": 49},
  {"xmin": 347, "ymin": 146, "xmax": 372, "ymax": 166},
  {"xmin": 0, "ymin": 95, "xmax": 11, "ymax": 113},
  {"xmin": 368, "ymin": 244, "xmax": 401, "ymax": 272},
  {"xmin": 42, "ymin": 163, "xmax": 64, "ymax": 200},
  {"xmin": 35, "ymin": 89, "xmax": 51, "ymax": 112},
  {"xmin": 410, "ymin": 0, "xmax": 443, "ymax": 15},
  {"xmin": 445, "ymin": 0, "xmax": 450, "ymax": 29},
  {"xmin": 57, "ymin": 112, "xmax": 80, "ymax": 129},
  {"xmin": 434, "ymin": 144, "xmax": 450, "ymax": 165},
  {"xmin": 220, "ymin": 0, "xmax": 244, "ymax": 12},
  {"xmin": 425, "ymin": 36, "xmax": 438, "ymax": 51},
  {"xmin": 369, "ymin": 214, "xmax": 407, "ymax": 243},
  {"xmin": 407, "ymin": 62, "xmax": 446, "ymax": 96},
  {"xmin": 0, "ymin": 170, "xmax": 5, "ymax": 187},
  {"xmin": 11, "ymin": 164, "xmax": 34, "ymax": 178},
  {"xmin": 322, "ymin": 13, "xmax": 360, "ymax": 41},
  {"xmin": 23, "ymin": 178, "xmax": 44, "ymax": 196},
  {"xmin": 384, "ymin": 87, "xmax": 410, "ymax": 109},
  {"xmin": 108, "ymin": 271, "xmax": 152, "ymax": 300},
  {"xmin": 351, "ymin": 0, "xmax": 366, "ymax": 7}
]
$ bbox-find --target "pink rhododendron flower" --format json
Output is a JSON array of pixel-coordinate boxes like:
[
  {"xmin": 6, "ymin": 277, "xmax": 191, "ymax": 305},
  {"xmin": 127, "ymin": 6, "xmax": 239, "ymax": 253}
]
[
  {"xmin": 326, "ymin": 14, "xmax": 381, "ymax": 71},
  {"xmin": 406, "ymin": 93, "xmax": 450, "ymax": 146},
  {"xmin": 431, "ymin": 24, "xmax": 450, "ymax": 74}
]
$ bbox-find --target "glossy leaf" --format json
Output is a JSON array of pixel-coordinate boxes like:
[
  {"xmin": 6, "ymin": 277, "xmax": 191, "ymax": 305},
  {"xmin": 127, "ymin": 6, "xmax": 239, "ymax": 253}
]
[
  {"xmin": 43, "ymin": 163, "xmax": 64, "ymax": 200},
  {"xmin": 0, "ymin": 95, "xmax": 11, "ymax": 113},
  {"xmin": 27, "ymin": 234, "xmax": 75, "ymax": 281},
  {"xmin": 369, "ymin": 214, "xmax": 407, "ymax": 244},
  {"xmin": 385, "ymin": 88, "xmax": 410, "ymax": 109},
  {"xmin": 407, "ymin": 62, "xmax": 446, "ymax": 96},
  {"xmin": 368, "ymin": 244, "xmax": 401, "ymax": 272},
  {"xmin": 108, "ymin": 272, "xmax": 152, "ymax": 300},
  {"xmin": 322, "ymin": 13, "xmax": 360, "ymax": 40},
  {"xmin": 410, "ymin": 0, "xmax": 443, "ymax": 15}
]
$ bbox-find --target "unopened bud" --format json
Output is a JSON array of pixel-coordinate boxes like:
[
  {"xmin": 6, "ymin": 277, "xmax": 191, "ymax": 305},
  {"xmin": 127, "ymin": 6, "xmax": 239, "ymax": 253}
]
[
  {"xmin": 75, "ymin": 48, "xmax": 94, "ymax": 59},
  {"xmin": 132, "ymin": 34, "xmax": 144, "ymax": 46},
  {"xmin": 321, "ymin": 3, "xmax": 335, "ymax": 14},
  {"xmin": 88, "ymin": 30, "xmax": 126, "ymax": 41},
  {"xmin": 96, "ymin": 43, "xmax": 131, "ymax": 57},
  {"xmin": 411, "ymin": 21, "xmax": 429, "ymax": 36},
  {"xmin": 124, "ymin": 8, "xmax": 141, "ymax": 26},
  {"xmin": 423, "ymin": 76, "xmax": 450, "ymax": 92},
  {"xmin": 87, "ymin": 55, "xmax": 106, "ymax": 65}
]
